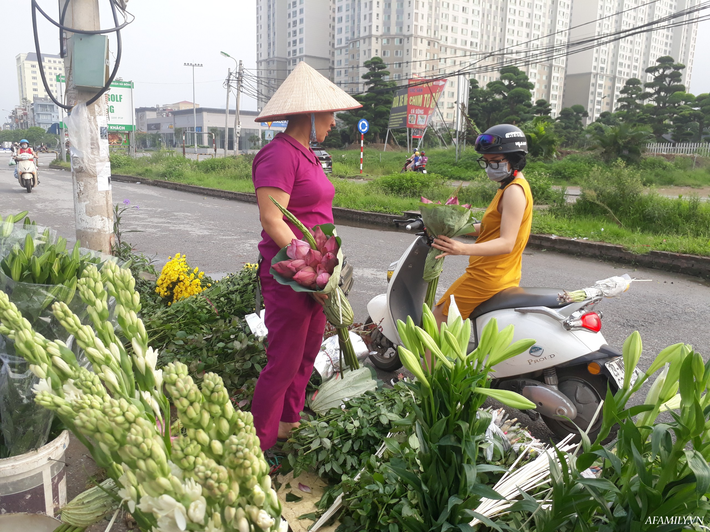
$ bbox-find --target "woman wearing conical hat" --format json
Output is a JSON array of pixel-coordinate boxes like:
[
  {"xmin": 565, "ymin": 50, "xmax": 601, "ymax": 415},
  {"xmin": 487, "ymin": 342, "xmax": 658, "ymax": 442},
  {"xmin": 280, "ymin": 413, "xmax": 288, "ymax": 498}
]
[{"xmin": 251, "ymin": 62, "xmax": 361, "ymax": 455}]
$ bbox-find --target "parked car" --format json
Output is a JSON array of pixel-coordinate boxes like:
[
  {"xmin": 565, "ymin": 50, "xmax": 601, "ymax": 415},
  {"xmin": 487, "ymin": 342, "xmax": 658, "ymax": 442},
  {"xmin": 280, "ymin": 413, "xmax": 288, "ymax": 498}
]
[{"xmin": 310, "ymin": 144, "xmax": 333, "ymax": 174}]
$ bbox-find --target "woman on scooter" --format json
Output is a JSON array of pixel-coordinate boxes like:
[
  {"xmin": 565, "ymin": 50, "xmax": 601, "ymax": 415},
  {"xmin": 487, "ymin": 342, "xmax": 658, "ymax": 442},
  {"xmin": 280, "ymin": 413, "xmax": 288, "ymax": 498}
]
[
  {"xmin": 431, "ymin": 124, "xmax": 532, "ymax": 323},
  {"xmin": 250, "ymin": 62, "xmax": 361, "ymax": 454}
]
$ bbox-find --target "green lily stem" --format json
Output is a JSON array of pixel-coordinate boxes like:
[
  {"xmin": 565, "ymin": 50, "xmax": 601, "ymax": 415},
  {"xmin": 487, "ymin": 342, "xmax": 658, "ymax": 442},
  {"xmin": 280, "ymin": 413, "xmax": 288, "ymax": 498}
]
[
  {"xmin": 337, "ymin": 327, "xmax": 360, "ymax": 371},
  {"xmin": 424, "ymin": 276, "xmax": 440, "ymax": 312}
]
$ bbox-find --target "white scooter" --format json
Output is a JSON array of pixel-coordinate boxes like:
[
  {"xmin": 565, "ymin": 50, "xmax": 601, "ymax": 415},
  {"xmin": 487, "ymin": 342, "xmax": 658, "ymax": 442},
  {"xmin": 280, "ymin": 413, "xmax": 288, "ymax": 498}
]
[
  {"xmin": 365, "ymin": 216, "xmax": 637, "ymax": 441},
  {"xmin": 15, "ymin": 153, "xmax": 38, "ymax": 193}
]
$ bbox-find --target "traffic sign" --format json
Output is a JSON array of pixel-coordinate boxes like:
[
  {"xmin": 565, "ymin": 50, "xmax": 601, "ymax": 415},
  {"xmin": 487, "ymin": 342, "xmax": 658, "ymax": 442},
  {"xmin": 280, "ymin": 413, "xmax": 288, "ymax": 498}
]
[{"xmin": 357, "ymin": 119, "xmax": 369, "ymax": 134}]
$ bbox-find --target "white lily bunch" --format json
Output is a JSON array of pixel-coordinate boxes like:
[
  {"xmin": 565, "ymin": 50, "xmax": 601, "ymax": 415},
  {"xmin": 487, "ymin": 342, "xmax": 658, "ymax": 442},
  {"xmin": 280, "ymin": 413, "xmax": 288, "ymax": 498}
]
[{"xmin": 0, "ymin": 262, "xmax": 284, "ymax": 532}]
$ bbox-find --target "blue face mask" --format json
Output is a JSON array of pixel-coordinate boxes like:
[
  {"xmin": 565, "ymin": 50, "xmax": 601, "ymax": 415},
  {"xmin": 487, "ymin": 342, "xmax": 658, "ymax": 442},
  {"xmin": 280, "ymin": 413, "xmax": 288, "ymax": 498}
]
[{"xmin": 485, "ymin": 163, "xmax": 511, "ymax": 182}]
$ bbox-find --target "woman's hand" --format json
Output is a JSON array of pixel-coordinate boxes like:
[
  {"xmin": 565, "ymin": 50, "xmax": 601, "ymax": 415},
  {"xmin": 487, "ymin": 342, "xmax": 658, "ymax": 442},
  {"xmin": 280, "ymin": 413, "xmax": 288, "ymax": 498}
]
[
  {"xmin": 432, "ymin": 235, "xmax": 469, "ymax": 259},
  {"xmin": 311, "ymin": 292, "xmax": 329, "ymax": 306}
]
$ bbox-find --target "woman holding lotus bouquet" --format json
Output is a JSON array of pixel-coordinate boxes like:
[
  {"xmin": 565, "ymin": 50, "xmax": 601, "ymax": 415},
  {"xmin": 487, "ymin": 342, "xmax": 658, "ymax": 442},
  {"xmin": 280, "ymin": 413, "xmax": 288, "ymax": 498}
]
[
  {"xmin": 250, "ymin": 62, "xmax": 361, "ymax": 451},
  {"xmin": 431, "ymin": 124, "xmax": 533, "ymax": 323}
]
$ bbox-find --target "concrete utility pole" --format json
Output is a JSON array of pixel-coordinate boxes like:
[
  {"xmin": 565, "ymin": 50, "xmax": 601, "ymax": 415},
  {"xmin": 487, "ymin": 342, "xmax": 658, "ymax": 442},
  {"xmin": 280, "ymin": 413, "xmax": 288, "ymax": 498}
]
[
  {"xmin": 63, "ymin": 0, "xmax": 113, "ymax": 254},
  {"xmin": 234, "ymin": 60, "xmax": 243, "ymax": 156},
  {"xmin": 223, "ymin": 68, "xmax": 230, "ymax": 157},
  {"xmin": 184, "ymin": 62, "xmax": 202, "ymax": 150}
]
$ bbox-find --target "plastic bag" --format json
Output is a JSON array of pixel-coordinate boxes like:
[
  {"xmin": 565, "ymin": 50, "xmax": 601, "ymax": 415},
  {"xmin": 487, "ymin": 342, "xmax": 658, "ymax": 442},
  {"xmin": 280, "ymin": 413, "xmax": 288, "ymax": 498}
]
[
  {"xmin": 0, "ymin": 338, "xmax": 54, "ymax": 458},
  {"xmin": 0, "ymin": 224, "xmax": 57, "ymax": 262},
  {"xmin": 8, "ymin": 159, "xmax": 15, "ymax": 166},
  {"xmin": 65, "ymin": 102, "xmax": 111, "ymax": 192},
  {"xmin": 313, "ymin": 332, "xmax": 370, "ymax": 380}
]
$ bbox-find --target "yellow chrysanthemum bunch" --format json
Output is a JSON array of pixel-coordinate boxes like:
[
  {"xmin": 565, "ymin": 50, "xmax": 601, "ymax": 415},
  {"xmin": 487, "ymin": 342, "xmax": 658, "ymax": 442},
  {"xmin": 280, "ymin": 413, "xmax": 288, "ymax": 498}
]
[{"xmin": 155, "ymin": 252, "xmax": 210, "ymax": 305}]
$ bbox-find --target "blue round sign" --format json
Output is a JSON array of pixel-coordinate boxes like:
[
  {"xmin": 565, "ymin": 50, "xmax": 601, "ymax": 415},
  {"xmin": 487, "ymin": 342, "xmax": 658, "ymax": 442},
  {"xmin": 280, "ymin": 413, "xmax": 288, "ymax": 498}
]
[{"xmin": 357, "ymin": 119, "xmax": 370, "ymax": 134}]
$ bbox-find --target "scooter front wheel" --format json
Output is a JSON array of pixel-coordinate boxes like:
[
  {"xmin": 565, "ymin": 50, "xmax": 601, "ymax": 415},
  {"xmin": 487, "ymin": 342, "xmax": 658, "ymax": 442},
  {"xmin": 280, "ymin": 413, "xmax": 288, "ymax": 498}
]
[
  {"xmin": 25, "ymin": 180, "xmax": 32, "ymax": 193},
  {"xmin": 365, "ymin": 318, "xmax": 402, "ymax": 372}
]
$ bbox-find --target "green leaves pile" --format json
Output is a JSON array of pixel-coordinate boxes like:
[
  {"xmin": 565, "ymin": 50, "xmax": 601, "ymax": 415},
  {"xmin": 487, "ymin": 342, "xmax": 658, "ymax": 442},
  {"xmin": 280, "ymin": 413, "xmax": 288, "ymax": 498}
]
[
  {"xmin": 142, "ymin": 266, "xmax": 266, "ymax": 394},
  {"xmin": 497, "ymin": 333, "xmax": 710, "ymax": 532},
  {"xmin": 287, "ymin": 383, "xmax": 414, "ymax": 481}
]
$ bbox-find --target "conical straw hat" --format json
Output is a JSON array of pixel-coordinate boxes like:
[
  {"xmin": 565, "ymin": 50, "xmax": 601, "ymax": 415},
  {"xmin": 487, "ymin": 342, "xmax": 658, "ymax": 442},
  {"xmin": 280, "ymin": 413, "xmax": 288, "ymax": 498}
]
[{"xmin": 256, "ymin": 61, "xmax": 362, "ymax": 122}]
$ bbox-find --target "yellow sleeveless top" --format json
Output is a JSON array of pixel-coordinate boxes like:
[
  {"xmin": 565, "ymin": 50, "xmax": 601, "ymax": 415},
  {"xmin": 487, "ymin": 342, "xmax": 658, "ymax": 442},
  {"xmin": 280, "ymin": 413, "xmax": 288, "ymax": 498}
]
[{"xmin": 438, "ymin": 176, "xmax": 533, "ymax": 317}]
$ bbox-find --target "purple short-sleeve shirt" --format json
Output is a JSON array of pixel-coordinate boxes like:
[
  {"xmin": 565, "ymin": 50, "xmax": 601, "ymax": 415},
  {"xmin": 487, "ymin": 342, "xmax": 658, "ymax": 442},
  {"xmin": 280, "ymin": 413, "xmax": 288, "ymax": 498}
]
[{"xmin": 252, "ymin": 132, "xmax": 335, "ymax": 261}]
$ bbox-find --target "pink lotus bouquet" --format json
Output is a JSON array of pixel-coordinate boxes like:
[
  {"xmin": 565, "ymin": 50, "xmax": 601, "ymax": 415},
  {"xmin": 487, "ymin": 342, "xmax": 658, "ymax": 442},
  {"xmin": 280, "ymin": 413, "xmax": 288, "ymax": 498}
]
[
  {"xmin": 272, "ymin": 227, "xmax": 340, "ymax": 290},
  {"xmin": 268, "ymin": 197, "xmax": 359, "ymax": 371}
]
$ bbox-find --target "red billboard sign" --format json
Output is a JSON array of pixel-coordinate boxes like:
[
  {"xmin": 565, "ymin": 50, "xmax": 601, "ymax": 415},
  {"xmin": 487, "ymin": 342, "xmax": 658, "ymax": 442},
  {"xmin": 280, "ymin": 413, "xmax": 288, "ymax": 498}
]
[{"xmin": 406, "ymin": 78, "xmax": 447, "ymax": 129}]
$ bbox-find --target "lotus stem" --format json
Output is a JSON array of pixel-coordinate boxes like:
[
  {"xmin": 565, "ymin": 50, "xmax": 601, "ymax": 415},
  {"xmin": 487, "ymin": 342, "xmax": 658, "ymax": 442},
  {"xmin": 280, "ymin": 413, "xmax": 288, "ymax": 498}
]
[
  {"xmin": 269, "ymin": 196, "xmax": 318, "ymax": 249},
  {"xmin": 424, "ymin": 276, "xmax": 439, "ymax": 311}
]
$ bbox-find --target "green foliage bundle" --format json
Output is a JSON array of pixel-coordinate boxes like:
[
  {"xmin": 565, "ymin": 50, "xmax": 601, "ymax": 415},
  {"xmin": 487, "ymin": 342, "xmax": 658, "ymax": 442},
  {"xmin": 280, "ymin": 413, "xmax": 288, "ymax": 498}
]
[
  {"xmin": 143, "ymin": 266, "xmax": 266, "ymax": 393},
  {"xmin": 286, "ymin": 383, "xmax": 414, "ymax": 482},
  {"xmin": 498, "ymin": 333, "xmax": 710, "ymax": 532}
]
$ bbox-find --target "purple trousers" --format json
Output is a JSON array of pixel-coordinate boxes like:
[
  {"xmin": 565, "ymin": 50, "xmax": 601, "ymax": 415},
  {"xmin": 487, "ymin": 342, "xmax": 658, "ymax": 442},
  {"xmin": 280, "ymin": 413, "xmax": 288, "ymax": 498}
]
[{"xmin": 252, "ymin": 267, "xmax": 326, "ymax": 451}]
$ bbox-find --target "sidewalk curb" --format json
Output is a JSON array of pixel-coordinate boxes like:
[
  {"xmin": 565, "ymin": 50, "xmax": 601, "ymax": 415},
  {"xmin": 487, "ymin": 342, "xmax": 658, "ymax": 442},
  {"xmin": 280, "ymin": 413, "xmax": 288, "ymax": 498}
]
[{"xmin": 49, "ymin": 166, "xmax": 710, "ymax": 279}]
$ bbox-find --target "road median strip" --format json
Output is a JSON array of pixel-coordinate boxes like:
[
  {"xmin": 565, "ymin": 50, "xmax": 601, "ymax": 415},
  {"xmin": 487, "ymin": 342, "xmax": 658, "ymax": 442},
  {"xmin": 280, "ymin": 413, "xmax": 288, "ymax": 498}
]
[{"xmin": 48, "ymin": 165, "xmax": 710, "ymax": 279}]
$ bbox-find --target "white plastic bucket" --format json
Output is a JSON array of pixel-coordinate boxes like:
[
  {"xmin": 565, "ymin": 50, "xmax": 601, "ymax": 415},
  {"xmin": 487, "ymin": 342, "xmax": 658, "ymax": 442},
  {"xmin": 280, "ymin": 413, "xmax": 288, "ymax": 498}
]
[
  {"xmin": 0, "ymin": 430, "xmax": 69, "ymax": 515},
  {"xmin": 0, "ymin": 512, "xmax": 62, "ymax": 531}
]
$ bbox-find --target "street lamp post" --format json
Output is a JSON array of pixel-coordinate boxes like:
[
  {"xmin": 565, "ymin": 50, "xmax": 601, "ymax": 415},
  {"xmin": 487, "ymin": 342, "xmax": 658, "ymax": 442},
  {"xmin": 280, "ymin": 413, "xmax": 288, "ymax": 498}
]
[
  {"xmin": 221, "ymin": 51, "xmax": 242, "ymax": 156},
  {"xmin": 184, "ymin": 62, "xmax": 203, "ymax": 151},
  {"xmin": 220, "ymin": 51, "xmax": 237, "ymax": 156}
]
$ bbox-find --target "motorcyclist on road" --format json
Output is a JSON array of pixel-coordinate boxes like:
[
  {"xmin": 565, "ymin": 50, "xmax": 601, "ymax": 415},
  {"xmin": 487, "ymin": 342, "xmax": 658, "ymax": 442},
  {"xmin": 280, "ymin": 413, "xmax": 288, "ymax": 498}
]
[
  {"xmin": 14, "ymin": 139, "xmax": 39, "ymax": 183},
  {"xmin": 413, "ymin": 150, "xmax": 427, "ymax": 171}
]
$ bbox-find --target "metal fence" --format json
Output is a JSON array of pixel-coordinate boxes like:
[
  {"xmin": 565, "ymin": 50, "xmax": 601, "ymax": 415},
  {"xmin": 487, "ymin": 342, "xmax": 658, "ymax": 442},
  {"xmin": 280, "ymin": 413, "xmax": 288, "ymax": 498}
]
[{"xmin": 646, "ymin": 142, "xmax": 710, "ymax": 157}]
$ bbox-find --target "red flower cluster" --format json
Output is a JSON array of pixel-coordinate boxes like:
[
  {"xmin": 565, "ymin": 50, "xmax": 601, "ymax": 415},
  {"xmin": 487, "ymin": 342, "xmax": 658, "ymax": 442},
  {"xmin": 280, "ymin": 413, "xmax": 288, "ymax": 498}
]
[
  {"xmin": 272, "ymin": 226, "xmax": 339, "ymax": 290},
  {"xmin": 421, "ymin": 196, "xmax": 471, "ymax": 209}
]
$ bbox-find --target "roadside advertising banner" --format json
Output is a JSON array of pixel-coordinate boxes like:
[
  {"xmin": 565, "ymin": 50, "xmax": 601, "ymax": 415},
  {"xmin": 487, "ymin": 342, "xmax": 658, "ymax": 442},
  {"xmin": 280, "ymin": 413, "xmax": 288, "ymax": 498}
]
[
  {"xmin": 406, "ymin": 78, "xmax": 447, "ymax": 129},
  {"xmin": 387, "ymin": 88, "xmax": 409, "ymax": 129}
]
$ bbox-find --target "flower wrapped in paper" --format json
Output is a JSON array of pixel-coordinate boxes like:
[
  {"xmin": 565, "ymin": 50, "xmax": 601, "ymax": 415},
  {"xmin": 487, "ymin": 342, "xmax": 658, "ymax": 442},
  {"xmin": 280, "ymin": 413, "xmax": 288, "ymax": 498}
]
[
  {"xmin": 419, "ymin": 196, "xmax": 477, "ymax": 308},
  {"xmin": 268, "ymin": 197, "xmax": 359, "ymax": 371}
]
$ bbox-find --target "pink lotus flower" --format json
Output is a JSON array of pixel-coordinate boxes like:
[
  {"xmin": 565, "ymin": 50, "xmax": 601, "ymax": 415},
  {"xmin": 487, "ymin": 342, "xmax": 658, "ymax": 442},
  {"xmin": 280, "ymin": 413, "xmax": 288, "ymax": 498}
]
[
  {"xmin": 421, "ymin": 196, "xmax": 434, "ymax": 204},
  {"xmin": 321, "ymin": 252, "xmax": 338, "ymax": 274},
  {"xmin": 462, "ymin": 204, "xmax": 471, "ymax": 209},
  {"xmin": 445, "ymin": 196, "xmax": 459, "ymax": 206},
  {"xmin": 293, "ymin": 266, "xmax": 317, "ymax": 288},
  {"xmin": 305, "ymin": 249, "xmax": 323, "ymax": 269},
  {"xmin": 273, "ymin": 260, "xmax": 296, "ymax": 279},
  {"xmin": 287, "ymin": 259, "xmax": 307, "ymax": 273},
  {"xmin": 313, "ymin": 226, "xmax": 328, "ymax": 252},
  {"xmin": 323, "ymin": 236, "xmax": 339, "ymax": 255},
  {"xmin": 286, "ymin": 239, "xmax": 311, "ymax": 260},
  {"xmin": 316, "ymin": 271, "xmax": 331, "ymax": 289}
]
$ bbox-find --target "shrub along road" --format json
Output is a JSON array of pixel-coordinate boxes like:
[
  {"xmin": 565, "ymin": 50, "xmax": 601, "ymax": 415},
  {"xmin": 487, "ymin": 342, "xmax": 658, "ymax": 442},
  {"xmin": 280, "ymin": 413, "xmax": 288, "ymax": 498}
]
[{"xmin": 1, "ymin": 161, "xmax": 708, "ymax": 368}]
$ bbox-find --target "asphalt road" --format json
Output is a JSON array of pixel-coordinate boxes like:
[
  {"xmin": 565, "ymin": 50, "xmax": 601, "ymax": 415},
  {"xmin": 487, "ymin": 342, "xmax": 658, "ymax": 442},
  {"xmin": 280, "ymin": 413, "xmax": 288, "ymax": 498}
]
[{"xmin": 2, "ymin": 158, "xmax": 710, "ymax": 440}]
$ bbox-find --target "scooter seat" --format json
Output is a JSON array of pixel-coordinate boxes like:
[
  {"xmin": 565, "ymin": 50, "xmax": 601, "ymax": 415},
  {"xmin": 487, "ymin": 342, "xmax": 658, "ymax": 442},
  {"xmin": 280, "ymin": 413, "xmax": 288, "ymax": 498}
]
[{"xmin": 469, "ymin": 287, "xmax": 568, "ymax": 320}]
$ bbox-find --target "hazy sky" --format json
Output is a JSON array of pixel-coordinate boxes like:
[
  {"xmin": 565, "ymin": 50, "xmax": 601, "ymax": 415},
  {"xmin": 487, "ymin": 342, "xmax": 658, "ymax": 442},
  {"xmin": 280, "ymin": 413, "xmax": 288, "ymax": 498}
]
[{"xmin": 2, "ymin": 1, "xmax": 710, "ymax": 122}]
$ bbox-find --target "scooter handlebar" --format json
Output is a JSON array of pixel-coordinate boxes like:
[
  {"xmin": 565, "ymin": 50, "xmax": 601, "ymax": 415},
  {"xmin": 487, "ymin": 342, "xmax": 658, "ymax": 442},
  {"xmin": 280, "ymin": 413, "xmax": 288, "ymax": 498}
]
[{"xmin": 393, "ymin": 218, "xmax": 424, "ymax": 231}]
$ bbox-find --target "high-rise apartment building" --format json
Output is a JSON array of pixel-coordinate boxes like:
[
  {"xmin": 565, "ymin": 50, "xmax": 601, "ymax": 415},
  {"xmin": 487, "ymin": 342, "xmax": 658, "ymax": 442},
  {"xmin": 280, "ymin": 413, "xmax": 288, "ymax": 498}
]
[
  {"xmin": 256, "ymin": 0, "xmax": 333, "ymax": 109},
  {"xmin": 562, "ymin": 0, "xmax": 699, "ymax": 123},
  {"xmin": 257, "ymin": 1, "xmax": 573, "ymax": 125},
  {"xmin": 334, "ymin": 0, "xmax": 572, "ymax": 122},
  {"xmin": 16, "ymin": 53, "xmax": 65, "ymax": 106}
]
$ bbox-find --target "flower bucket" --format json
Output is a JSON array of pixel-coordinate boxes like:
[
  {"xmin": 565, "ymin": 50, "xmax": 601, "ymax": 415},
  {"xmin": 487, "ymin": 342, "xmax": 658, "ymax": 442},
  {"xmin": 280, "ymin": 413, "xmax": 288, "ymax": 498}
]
[
  {"xmin": 0, "ymin": 513, "xmax": 62, "ymax": 531},
  {"xmin": 0, "ymin": 430, "xmax": 69, "ymax": 515}
]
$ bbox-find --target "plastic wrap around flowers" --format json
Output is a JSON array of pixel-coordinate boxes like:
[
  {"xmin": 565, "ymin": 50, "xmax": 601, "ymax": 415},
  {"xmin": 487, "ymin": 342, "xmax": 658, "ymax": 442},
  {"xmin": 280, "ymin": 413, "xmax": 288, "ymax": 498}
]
[
  {"xmin": 420, "ymin": 196, "xmax": 478, "ymax": 308},
  {"xmin": 272, "ymin": 227, "xmax": 339, "ymax": 291}
]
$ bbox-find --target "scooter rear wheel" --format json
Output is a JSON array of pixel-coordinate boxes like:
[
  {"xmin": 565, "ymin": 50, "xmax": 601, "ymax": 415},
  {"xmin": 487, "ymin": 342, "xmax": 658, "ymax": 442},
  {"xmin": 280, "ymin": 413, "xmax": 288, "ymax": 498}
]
[
  {"xmin": 541, "ymin": 366, "xmax": 615, "ymax": 443},
  {"xmin": 365, "ymin": 318, "xmax": 402, "ymax": 372}
]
